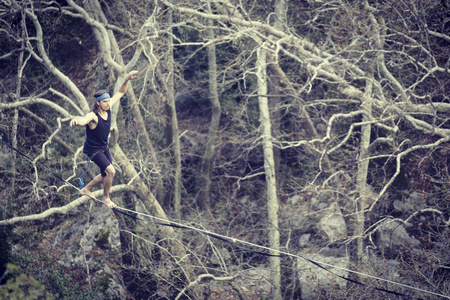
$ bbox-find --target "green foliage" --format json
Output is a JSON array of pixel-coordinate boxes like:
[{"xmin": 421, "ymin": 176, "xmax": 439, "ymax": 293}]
[
  {"xmin": 93, "ymin": 273, "xmax": 113, "ymax": 293},
  {"xmin": 0, "ymin": 264, "xmax": 55, "ymax": 300},
  {"xmin": 9, "ymin": 236, "xmax": 99, "ymax": 300},
  {"xmin": 94, "ymin": 229, "xmax": 110, "ymax": 249},
  {"xmin": 34, "ymin": 259, "xmax": 97, "ymax": 300},
  {"xmin": 311, "ymin": 215, "xmax": 323, "ymax": 224},
  {"xmin": 0, "ymin": 207, "xmax": 12, "ymax": 278}
]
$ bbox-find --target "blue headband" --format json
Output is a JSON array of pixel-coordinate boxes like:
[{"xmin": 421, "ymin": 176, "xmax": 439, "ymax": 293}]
[{"xmin": 95, "ymin": 93, "xmax": 111, "ymax": 101}]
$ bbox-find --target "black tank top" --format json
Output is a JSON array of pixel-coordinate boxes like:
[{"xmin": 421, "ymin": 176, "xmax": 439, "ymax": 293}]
[{"xmin": 83, "ymin": 110, "xmax": 111, "ymax": 155}]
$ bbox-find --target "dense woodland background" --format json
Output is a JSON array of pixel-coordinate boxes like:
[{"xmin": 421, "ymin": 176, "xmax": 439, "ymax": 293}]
[{"xmin": 0, "ymin": 0, "xmax": 449, "ymax": 299}]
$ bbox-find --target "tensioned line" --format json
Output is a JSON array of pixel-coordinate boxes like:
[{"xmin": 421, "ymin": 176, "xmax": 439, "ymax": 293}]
[
  {"xmin": 1, "ymin": 138, "xmax": 448, "ymax": 300},
  {"xmin": 114, "ymin": 205, "xmax": 448, "ymax": 300}
]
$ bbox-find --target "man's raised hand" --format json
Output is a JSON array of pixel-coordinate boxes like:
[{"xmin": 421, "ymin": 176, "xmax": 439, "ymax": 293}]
[{"xmin": 127, "ymin": 71, "xmax": 138, "ymax": 81}]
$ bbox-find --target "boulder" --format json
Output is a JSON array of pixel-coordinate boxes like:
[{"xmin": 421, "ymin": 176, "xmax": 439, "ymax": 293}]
[
  {"xmin": 56, "ymin": 205, "xmax": 120, "ymax": 268},
  {"xmin": 375, "ymin": 219, "xmax": 420, "ymax": 253},
  {"xmin": 393, "ymin": 191, "xmax": 426, "ymax": 216},
  {"xmin": 317, "ymin": 203, "xmax": 347, "ymax": 243},
  {"xmin": 297, "ymin": 250, "xmax": 349, "ymax": 299}
]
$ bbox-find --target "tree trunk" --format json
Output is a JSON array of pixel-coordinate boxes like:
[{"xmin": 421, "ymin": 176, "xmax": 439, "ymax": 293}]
[
  {"xmin": 198, "ymin": 7, "xmax": 221, "ymax": 211},
  {"xmin": 354, "ymin": 80, "xmax": 372, "ymax": 264},
  {"xmin": 354, "ymin": 0, "xmax": 377, "ymax": 266},
  {"xmin": 265, "ymin": 0, "xmax": 287, "ymax": 185},
  {"xmin": 163, "ymin": 8, "xmax": 182, "ymax": 219},
  {"xmin": 113, "ymin": 196, "xmax": 158, "ymax": 299},
  {"xmin": 257, "ymin": 46, "xmax": 282, "ymax": 300},
  {"xmin": 113, "ymin": 144, "xmax": 190, "ymax": 274},
  {"xmin": 11, "ymin": 10, "xmax": 27, "ymax": 193},
  {"xmin": 267, "ymin": 69, "xmax": 282, "ymax": 186}
]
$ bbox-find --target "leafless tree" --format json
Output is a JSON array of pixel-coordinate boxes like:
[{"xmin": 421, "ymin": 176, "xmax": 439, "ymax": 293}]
[{"xmin": 1, "ymin": 0, "xmax": 449, "ymax": 298}]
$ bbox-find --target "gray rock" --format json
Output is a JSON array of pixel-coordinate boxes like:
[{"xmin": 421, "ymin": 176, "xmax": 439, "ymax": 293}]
[
  {"xmin": 297, "ymin": 250, "xmax": 349, "ymax": 299},
  {"xmin": 0, "ymin": 152, "xmax": 11, "ymax": 168},
  {"xmin": 298, "ymin": 234, "xmax": 311, "ymax": 248},
  {"xmin": 289, "ymin": 195, "xmax": 303, "ymax": 205},
  {"xmin": 393, "ymin": 191, "xmax": 425, "ymax": 215},
  {"xmin": 376, "ymin": 220, "xmax": 420, "ymax": 253},
  {"xmin": 280, "ymin": 200, "xmax": 310, "ymax": 229},
  {"xmin": 317, "ymin": 202, "xmax": 329, "ymax": 210},
  {"xmin": 317, "ymin": 204, "xmax": 347, "ymax": 243},
  {"xmin": 317, "ymin": 192, "xmax": 329, "ymax": 202},
  {"xmin": 230, "ymin": 268, "xmax": 271, "ymax": 297},
  {"xmin": 316, "ymin": 123, "xmax": 327, "ymax": 133},
  {"xmin": 439, "ymin": 148, "xmax": 449, "ymax": 156},
  {"xmin": 209, "ymin": 247, "xmax": 232, "ymax": 266},
  {"xmin": 101, "ymin": 265, "xmax": 126, "ymax": 300},
  {"xmin": 56, "ymin": 205, "xmax": 119, "ymax": 268}
]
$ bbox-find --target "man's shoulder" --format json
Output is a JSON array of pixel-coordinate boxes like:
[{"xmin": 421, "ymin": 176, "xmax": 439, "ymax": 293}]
[
  {"xmin": 86, "ymin": 111, "xmax": 98, "ymax": 119},
  {"xmin": 86, "ymin": 111, "xmax": 98, "ymax": 126}
]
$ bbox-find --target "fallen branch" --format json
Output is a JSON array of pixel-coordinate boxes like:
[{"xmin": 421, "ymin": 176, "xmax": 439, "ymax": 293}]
[
  {"xmin": 0, "ymin": 184, "xmax": 134, "ymax": 225},
  {"xmin": 175, "ymin": 273, "xmax": 235, "ymax": 300}
]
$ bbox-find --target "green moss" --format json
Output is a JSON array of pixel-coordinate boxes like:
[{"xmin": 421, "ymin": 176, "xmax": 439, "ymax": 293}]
[
  {"xmin": 94, "ymin": 273, "xmax": 113, "ymax": 292},
  {"xmin": 0, "ymin": 264, "xmax": 56, "ymax": 300},
  {"xmin": 94, "ymin": 230, "xmax": 110, "ymax": 249},
  {"xmin": 311, "ymin": 215, "xmax": 323, "ymax": 223}
]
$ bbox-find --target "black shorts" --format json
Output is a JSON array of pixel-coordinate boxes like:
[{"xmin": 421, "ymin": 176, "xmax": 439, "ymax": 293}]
[{"xmin": 90, "ymin": 148, "xmax": 112, "ymax": 177}]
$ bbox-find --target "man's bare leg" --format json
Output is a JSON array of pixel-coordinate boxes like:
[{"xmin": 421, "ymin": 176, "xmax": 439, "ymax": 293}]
[
  {"xmin": 102, "ymin": 165, "xmax": 117, "ymax": 208},
  {"xmin": 79, "ymin": 174, "xmax": 104, "ymax": 199}
]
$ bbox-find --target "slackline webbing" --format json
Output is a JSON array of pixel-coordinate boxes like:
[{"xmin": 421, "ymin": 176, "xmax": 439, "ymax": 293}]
[{"xmin": 1, "ymin": 138, "xmax": 449, "ymax": 300}]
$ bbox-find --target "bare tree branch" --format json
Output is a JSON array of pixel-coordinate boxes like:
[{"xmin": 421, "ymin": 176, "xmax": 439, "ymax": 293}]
[{"xmin": 0, "ymin": 184, "xmax": 134, "ymax": 225}]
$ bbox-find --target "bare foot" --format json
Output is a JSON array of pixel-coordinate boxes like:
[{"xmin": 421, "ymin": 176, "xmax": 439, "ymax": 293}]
[
  {"xmin": 79, "ymin": 188, "xmax": 94, "ymax": 199},
  {"xmin": 103, "ymin": 198, "xmax": 117, "ymax": 209}
]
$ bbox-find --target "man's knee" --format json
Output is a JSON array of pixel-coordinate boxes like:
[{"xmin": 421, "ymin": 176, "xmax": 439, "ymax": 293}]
[{"xmin": 105, "ymin": 165, "xmax": 115, "ymax": 178}]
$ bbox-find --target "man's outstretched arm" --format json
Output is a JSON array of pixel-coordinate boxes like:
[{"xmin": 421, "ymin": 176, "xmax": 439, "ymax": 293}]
[
  {"xmin": 110, "ymin": 71, "xmax": 138, "ymax": 107},
  {"xmin": 70, "ymin": 112, "xmax": 96, "ymax": 127}
]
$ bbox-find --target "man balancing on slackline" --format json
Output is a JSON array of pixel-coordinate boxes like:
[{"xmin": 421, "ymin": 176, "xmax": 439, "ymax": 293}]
[{"xmin": 70, "ymin": 70, "xmax": 138, "ymax": 208}]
